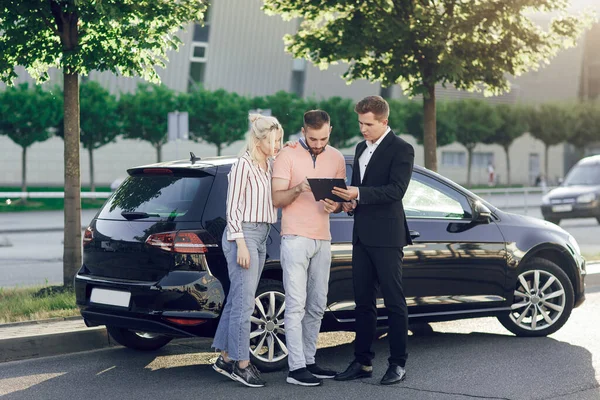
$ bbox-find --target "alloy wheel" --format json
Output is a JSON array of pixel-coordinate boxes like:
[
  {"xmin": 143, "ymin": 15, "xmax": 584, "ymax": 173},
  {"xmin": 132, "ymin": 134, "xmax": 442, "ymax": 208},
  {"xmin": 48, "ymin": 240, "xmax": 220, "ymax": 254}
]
[
  {"xmin": 509, "ymin": 269, "xmax": 566, "ymax": 331},
  {"xmin": 134, "ymin": 331, "xmax": 162, "ymax": 339},
  {"xmin": 250, "ymin": 290, "xmax": 287, "ymax": 364}
]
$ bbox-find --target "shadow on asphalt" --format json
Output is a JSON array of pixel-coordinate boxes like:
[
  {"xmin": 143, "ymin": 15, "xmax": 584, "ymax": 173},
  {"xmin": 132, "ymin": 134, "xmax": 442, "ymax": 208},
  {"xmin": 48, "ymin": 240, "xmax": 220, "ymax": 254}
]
[{"xmin": 1, "ymin": 330, "xmax": 598, "ymax": 400}]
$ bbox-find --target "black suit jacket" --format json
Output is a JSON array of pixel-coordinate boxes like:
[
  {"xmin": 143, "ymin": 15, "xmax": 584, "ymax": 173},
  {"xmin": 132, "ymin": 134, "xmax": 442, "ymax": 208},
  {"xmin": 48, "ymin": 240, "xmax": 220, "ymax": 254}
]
[{"xmin": 351, "ymin": 130, "xmax": 414, "ymax": 248}]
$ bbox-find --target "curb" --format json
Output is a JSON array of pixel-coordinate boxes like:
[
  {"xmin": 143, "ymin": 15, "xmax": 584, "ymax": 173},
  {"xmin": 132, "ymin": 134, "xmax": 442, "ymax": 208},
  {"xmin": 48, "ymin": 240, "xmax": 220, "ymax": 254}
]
[{"xmin": 0, "ymin": 327, "xmax": 114, "ymax": 363}]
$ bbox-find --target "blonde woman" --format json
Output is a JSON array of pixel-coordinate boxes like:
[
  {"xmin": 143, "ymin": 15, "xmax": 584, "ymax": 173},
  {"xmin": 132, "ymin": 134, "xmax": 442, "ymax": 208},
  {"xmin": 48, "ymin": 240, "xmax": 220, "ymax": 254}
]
[{"xmin": 212, "ymin": 114, "xmax": 283, "ymax": 387}]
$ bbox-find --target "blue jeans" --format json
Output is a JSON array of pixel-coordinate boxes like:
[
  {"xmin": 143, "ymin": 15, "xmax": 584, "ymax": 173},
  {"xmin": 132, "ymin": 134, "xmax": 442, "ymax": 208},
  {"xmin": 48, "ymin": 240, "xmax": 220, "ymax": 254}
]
[
  {"xmin": 280, "ymin": 235, "xmax": 331, "ymax": 371},
  {"xmin": 212, "ymin": 222, "xmax": 270, "ymax": 361}
]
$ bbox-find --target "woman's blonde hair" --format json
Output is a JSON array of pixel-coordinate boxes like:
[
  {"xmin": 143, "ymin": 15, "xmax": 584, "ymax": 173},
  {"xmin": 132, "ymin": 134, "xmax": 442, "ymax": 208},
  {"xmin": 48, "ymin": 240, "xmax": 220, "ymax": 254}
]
[{"xmin": 243, "ymin": 113, "xmax": 283, "ymax": 162}]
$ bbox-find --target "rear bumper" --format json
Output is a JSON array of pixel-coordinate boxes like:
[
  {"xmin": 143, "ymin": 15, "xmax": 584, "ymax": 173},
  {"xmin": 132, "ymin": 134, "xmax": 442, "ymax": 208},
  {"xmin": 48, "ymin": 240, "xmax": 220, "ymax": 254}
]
[{"xmin": 74, "ymin": 270, "xmax": 224, "ymax": 337}]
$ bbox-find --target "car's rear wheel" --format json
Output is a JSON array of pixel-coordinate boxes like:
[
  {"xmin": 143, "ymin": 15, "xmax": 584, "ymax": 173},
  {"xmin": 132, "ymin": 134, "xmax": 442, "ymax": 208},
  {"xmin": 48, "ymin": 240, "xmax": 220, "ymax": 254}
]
[
  {"xmin": 107, "ymin": 326, "xmax": 173, "ymax": 350},
  {"xmin": 544, "ymin": 217, "xmax": 561, "ymax": 225},
  {"xmin": 596, "ymin": 217, "xmax": 600, "ymax": 224},
  {"xmin": 498, "ymin": 258, "xmax": 574, "ymax": 337},
  {"xmin": 250, "ymin": 279, "xmax": 288, "ymax": 372}
]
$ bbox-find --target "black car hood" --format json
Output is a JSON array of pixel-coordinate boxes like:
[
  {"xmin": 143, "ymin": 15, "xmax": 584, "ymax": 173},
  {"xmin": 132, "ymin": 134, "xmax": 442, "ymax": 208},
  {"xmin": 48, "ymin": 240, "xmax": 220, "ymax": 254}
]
[
  {"xmin": 499, "ymin": 211, "xmax": 569, "ymax": 238},
  {"xmin": 546, "ymin": 185, "xmax": 600, "ymax": 198}
]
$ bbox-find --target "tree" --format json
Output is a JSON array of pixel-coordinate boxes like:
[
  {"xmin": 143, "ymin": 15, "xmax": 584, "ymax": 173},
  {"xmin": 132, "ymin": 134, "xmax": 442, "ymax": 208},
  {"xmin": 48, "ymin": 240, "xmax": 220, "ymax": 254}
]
[
  {"xmin": 251, "ymin": 91, "xmax": 306, "ymax": 139},
  {"xmin": 185, "ymin": 87, "xmax": 249, "ymax": 156},
  {"xmin": 263, "ymin": 0, "xmax": 591, "ymax": 172},
  {"xmin": 0, "ymin": 0, "xmax": 206, "ymax": 285},
  {"xmin": 119, "ymin": 83, "xmax": 180, "ymax": 162},
  {"xmin": 395, "ymin": 100, "xmax": 456, "ymax": 149},
  {"xmin": 527, "ymin": 103, "xmax": 574, "ymax": 180},
  {"xmin": 569, "ymin": 101, "xmax": 600, "ymax": 157},
  {"xmin": 483, "ymin": 104, "xmax": 528, "ymax": 186},
  {"xmin": 57, "ymin": 81, "xmax": 120, "ymax": 191},
  {"xmin": 0, "ymin": 83, "xmax": 62, "ymax": 196},
  {"xmin": 449, "ymin": 100, "xmax": 501, "ymax": 187},
  {"xmin": 317, "ymin": 96, "xmax": 358, "ymax": 149}
]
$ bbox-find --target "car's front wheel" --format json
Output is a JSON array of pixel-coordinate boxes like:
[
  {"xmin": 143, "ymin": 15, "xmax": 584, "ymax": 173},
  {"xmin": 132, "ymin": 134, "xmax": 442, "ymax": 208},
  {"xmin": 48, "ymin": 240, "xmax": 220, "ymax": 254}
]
[
  {"xmin": 249, "ymin": 279, "xmax": 288, "ymax": 372},
  {"xmin": 498, "ymin": 258, "xmax": 574, "ymax": 337},
  {"xmin": 544, "ymin": 217, "xmax": 561, "ymax": 225},
  {"xmin": 106, "ymin": 326, "xmax": 173, "ymax": 351}
]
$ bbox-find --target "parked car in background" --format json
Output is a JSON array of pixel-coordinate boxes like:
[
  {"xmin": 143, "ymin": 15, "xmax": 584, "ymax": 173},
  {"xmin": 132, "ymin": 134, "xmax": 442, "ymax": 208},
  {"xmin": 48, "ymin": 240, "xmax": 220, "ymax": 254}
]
[
  {"xmin": 541, "ymin": 155, "xmax": 600, "ymax": 225},
  {"xmin": 75, "ymin": 154, "xmax": 587, "ymax": 371}
]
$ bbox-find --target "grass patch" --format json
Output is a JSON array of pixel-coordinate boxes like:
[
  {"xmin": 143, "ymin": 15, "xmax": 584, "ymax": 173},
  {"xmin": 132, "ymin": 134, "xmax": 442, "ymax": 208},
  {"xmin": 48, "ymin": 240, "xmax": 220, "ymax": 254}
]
[
  {"xmin": 0, "ymin": 197, "xmax": 106, "ymax": 212},
  {"xmin": 0, "ymin": 285, "xmax": 79, "ymax": 324},
  {"xmin": 583, "ymin": 253, "xmax": 600, "ymax": 262}
]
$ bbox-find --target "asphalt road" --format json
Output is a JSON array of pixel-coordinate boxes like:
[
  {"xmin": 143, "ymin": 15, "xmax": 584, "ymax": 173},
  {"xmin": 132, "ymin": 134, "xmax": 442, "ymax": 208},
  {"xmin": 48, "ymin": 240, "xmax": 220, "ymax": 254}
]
[{"xmin": 1, "ymin": 288, "xmax": 599, "ymax": 400}]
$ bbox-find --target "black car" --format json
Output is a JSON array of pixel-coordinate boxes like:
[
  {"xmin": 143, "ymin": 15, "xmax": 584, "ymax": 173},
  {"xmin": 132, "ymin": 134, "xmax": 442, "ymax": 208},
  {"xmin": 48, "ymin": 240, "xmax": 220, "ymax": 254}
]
[
  {"xmin": 75, "ymin": 154, "xmax": 587, "ymax": 371},
  {"xmin": 541, "ymin": 154, "xmax": 600, "ymax": 225}
]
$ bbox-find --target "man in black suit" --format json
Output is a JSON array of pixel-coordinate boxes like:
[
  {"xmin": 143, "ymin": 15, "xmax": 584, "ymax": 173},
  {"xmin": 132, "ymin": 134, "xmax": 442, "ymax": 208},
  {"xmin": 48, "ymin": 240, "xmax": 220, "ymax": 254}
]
[{"xmin": 331, "ymin": 95, "xmax": 414, "ymax": 385}]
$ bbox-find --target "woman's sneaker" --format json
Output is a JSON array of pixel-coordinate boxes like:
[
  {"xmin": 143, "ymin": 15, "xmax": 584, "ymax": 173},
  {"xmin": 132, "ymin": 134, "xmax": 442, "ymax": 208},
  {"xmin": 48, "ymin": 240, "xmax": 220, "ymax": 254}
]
[
  {"xmin": 306, "ymin": 363, "xmax": 337, "ymax": 379},
  {"xmin": 231, "ymin": 362, "xmax": 266, "ymax": 388},
  {"xmin": 286, "ymin": 367, "xmax": 323, "ymax": 386},
  {"xmin": 212, "ymin": 355, "xmax": 235, "ymax": 381}
]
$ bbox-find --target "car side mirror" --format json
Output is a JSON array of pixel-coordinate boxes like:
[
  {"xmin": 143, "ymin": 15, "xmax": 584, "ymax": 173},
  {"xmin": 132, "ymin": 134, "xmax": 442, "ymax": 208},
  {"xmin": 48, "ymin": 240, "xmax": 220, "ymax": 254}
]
[{"xmin": 472, "ymin": 201, "xmax": 492, "ymax": 224}]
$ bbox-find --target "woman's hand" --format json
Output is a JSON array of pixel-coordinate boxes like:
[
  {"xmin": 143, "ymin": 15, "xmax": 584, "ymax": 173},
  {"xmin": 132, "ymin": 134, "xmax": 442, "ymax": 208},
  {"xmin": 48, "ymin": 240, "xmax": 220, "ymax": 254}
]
[{"xmin": 236, "ymin": 239, "xmax": 251, "ymax": 269}]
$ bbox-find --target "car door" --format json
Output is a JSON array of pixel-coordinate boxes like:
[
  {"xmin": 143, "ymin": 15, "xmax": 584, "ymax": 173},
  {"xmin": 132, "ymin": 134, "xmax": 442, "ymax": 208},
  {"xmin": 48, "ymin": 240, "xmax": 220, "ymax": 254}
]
[{"xmin": 402, "ymin": 171, "xmax": 508, "ymax": 317}]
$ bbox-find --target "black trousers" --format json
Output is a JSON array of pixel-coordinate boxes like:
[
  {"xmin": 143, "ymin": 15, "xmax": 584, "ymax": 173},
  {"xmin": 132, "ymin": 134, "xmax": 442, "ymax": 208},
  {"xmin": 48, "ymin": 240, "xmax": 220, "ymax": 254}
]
[{"xmin": 352, "ymin": 239, "xmax": 408, "ymax": 367}]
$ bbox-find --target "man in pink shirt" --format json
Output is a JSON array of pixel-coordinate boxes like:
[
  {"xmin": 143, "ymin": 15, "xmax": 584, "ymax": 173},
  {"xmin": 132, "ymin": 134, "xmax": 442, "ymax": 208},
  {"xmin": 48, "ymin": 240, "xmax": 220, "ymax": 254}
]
[{"xmin": 272, "ymin": 110, "xmax": 346, "ymax": 386}]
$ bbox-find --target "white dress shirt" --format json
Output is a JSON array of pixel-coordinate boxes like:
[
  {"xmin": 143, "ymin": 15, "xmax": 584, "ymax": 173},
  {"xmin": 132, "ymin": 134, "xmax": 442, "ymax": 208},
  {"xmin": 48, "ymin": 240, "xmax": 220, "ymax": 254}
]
[{"xmin": 357, "ymin": 127, "xmax": 391, "ymax": 200}]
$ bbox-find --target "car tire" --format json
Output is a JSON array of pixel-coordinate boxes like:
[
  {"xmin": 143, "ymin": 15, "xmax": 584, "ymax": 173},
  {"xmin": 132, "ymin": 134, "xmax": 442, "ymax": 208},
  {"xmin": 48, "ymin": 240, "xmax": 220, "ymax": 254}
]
[
  {"xmin": 249, "ymin": 279, "xmax": 288, "ymax": 372},
  {"xmin": 544, "ymin": 217, "xmax": 561, "ymax": 225},
  {"xmin": 106, "ymin": 326, "xmax": 173, "ymax": 351},
  {"xmin": 596, "ymin": 217, "xmax": 600, "ymax": 225},
  {"xmin": 497, "ymin": 257, "xmax": 574, "ymax": 337}
]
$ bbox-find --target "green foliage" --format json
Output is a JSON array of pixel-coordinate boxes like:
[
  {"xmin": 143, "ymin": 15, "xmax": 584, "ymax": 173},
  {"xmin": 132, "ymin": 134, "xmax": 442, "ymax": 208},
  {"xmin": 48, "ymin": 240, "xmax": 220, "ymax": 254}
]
[
  {"xmin": 263, "ymin": 0, "xmax": 591, "ymax": 96},
  {"xmin": 483, "ymin": 104, "xmax": 528, "ymax": 150},
  {"xmin": 56, "ymin": 80, "xmax": 120, "ymax": 150},
  {"xmin": 263, "ymin": 0, "xmax": 593, "ymax": 170},
  {"xmin": 0, "ymin": 83, "xmax": 62, "ymax": 149},
  {"xmin": 0, "ymin": 1, "xmax": 207, "ymax": 84},
  {"xmin": 0, "ymin": 284, "xmax": 77, "ymax": 324},
  {"xmin": 569, "ymin": 102, "xmax": 600, "ymax": 150},
  {"xmin": 184, "ymin": 87, "xmax": 250, "ymax": 156},
  {"xmin": 316, "ymin": 96, "xmax": 357, "ymax": 149},
  {"xmin": 395, "ymin": 100, "xmax": 456, "ymax": 147},
  {"xmin": 119, "ymin": 83, "xmax": 181, "ymax": 161},
  {"xmin": 251, "ymin": 91, "xmax": 306, "ymax": 139},
  {"xmin": 527, "ymin": 103, "xmax": 574, "ymax": 148}
]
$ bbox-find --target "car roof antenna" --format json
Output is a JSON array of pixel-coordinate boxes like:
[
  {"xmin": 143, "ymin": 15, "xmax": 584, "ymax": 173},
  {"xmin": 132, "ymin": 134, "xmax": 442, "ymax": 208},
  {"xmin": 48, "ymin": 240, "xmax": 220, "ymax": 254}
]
[{"xmin": 190, "ymin": 152, "xmax": 201, "ymax": 165}]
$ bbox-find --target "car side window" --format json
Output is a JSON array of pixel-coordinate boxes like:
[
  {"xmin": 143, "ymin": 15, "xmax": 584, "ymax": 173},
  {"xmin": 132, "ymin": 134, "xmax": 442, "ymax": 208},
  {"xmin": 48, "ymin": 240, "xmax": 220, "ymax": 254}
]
[{"xmin": 403, "ymin": 174, "xmax": 471, "ymax": 220}]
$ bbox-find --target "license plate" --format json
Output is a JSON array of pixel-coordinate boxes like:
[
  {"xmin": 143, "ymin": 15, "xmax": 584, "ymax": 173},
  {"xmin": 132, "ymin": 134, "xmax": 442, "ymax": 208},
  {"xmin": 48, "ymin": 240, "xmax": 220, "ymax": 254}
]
[
  {"xmin": 552, "ymin": 204, "xmax": 573, "ymax": 213},
  {"xmin": 90, "ymin": 288, "xmax": 131, "ymax": 308}
]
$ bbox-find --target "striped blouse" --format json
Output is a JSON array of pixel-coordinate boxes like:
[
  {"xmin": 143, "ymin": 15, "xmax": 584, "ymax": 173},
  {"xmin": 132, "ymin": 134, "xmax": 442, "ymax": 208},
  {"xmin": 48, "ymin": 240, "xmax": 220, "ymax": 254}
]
[{"xmin": 226, "ymin": 152, "xmax": 277, "ymax": 240}]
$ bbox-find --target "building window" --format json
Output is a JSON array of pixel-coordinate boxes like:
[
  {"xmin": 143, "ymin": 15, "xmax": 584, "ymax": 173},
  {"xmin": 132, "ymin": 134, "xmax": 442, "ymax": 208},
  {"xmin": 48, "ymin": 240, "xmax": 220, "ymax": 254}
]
[
  {"xmin": 471, "ymin": 152, "xmax": 494, "ymax": 168},
  {"xmin": 290, "ymin": 58, "xmax": 306, "ymax": 97},
  {"xmin": 379, "ymin": 86, "xmax": 393, "ymax": 99},
  {"xmin": 441, "ymin": 151, "xmax": 466, "ymax": 167},
  {"xmin": 191, "ymin": 43, "xmax": 207, "ymax": 62}
]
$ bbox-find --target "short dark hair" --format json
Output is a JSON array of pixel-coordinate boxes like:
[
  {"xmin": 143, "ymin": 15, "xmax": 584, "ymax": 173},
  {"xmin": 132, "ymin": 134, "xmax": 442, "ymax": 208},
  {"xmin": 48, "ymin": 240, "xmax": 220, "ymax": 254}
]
[
  {"xmin": 354, "ymin": 96, "xmax": 390, "ymax": 121},
  {"xmin": 303, "ymin": 110, "xmax": 330, "ymax": 130}
]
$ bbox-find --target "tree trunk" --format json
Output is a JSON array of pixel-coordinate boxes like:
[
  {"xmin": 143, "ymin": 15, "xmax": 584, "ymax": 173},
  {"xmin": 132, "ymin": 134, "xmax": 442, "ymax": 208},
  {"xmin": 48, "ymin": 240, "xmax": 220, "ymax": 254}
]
[
  {"xmin": 156, "ymin": 144, "xmax": 162, "ymax": 162},
  {"xmin": 21, "ymin": 146, "xmax": 27, "ymax": 202},
  {"xmin": 63, "ymin": 72, "xmax": 82, "ymax": 287},
  {"xmin": 504, "ymin": 144, "xmax": 511, "ymax": 186},
  {"xmin": 422, "ymin": 84, "xmax": 437, "ymax": 172},
  {"xmin": 88, "ymin": 147, "xmax": 95, "ymax": 192},
  {"xmin": 466, "ymin": 146, "xmax": 474, "ymax": 188},
  {"xmin": 217, "ymin": 144, "xmax": 222, "ymax": 156}
]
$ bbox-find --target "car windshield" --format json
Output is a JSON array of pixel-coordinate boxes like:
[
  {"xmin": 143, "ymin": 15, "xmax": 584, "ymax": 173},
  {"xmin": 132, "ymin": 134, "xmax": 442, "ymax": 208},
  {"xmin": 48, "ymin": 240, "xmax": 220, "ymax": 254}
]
[
  {"xmin": 98, "ymin": 173, "xmax": 214, "ymax": 221},
  {"xmin": 562, "ymin": 164, "xmax": 600, "ymax": 186}
]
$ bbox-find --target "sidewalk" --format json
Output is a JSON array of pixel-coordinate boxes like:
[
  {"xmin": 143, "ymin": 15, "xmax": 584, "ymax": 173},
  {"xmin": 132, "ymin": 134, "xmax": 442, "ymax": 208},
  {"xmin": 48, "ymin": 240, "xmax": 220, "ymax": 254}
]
[
  {"xmin": 1, "ymin": 263, "xmax": 599, "ymax": 364},
  {"xmin": 0, "ymin": 210, "xmax": 99, "ymax": 234}
]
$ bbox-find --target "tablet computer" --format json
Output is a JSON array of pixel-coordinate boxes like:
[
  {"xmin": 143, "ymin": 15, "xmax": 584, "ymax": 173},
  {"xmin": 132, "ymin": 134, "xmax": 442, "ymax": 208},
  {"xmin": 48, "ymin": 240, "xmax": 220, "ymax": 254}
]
[{"xmin": 307, "ymin": 178, "xmax": 349, "ymax": 202}]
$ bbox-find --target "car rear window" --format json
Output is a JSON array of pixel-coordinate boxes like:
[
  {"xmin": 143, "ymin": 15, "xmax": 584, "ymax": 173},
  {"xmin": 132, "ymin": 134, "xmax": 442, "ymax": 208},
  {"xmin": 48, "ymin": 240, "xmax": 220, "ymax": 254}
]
[{"xmin": 98, "ymin": 173, "xmax": 214, "ymax": 222}]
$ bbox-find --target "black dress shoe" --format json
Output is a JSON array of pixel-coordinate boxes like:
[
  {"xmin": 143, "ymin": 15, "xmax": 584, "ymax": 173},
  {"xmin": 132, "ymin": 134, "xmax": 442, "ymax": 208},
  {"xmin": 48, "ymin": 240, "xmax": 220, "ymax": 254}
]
[
  {"xmin": 380, "ymin": 364, "xmax": 406, "ymax": 385},
  {"xmin": 334, "ymin": 360, "xmax": 373, "ymax": 381}
]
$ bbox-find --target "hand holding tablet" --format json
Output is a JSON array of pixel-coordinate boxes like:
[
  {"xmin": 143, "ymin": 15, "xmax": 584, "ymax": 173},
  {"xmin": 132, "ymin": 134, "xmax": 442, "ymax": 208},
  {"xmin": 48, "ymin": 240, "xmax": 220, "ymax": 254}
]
[{"xmin": 307, "ymin": 178, "xmax": 349, "ymax": 203}]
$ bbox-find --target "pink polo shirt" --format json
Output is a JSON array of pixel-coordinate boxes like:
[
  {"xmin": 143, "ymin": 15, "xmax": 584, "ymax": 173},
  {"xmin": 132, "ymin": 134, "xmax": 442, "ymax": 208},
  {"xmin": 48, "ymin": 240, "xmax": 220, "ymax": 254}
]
[{"xmin": 272, "ymin": 143, "xmax": 346, "ymax": 240}]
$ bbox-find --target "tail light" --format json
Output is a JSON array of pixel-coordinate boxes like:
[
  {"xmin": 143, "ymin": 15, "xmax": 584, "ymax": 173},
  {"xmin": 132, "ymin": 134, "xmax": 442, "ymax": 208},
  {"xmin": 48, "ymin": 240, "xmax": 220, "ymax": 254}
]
[
  {"xmin": 163, "ymin": 317, "xmax": 207, "ymax": 326},
  {"xmin": 145, "ymin": 231, "xmax": 217, "ymax": 254},
  {"xmin": 83, "ymin": 227, "xmax": 94, "ymax": 246}
]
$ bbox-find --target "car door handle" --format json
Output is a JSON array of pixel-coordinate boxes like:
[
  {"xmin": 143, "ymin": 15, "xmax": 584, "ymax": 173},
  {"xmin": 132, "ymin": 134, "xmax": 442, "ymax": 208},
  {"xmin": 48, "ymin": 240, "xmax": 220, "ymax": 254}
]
[{"xmin": 409, "ymin": 230, "xmax": 420, "ymax": 239}]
